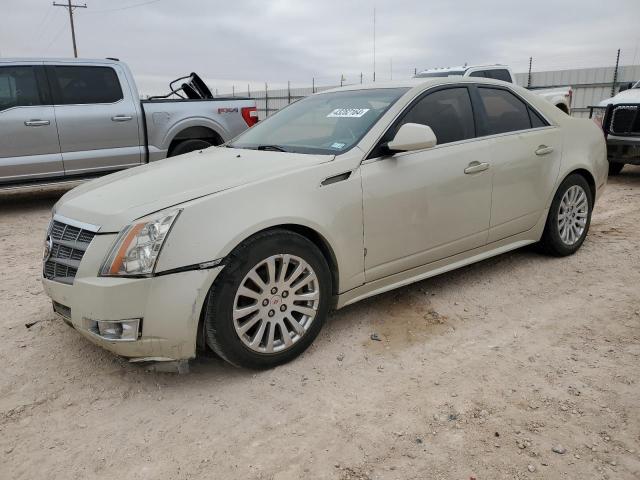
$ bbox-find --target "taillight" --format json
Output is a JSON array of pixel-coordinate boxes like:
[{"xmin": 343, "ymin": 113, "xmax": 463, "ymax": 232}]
[{"xmin": 241, "ymin": 106, "xmax": 259, "ymax": 127}]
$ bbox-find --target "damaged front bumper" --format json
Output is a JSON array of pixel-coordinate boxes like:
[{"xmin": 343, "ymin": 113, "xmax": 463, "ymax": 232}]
[{"xmin": 42, "ymin": 233, "xmax": 222, "ymax": 362}]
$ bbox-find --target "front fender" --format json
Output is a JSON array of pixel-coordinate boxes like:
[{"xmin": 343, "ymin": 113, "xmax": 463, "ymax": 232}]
[{"xmin": 155, "ymin": 159, "xmax": 366, "ymax": 294}]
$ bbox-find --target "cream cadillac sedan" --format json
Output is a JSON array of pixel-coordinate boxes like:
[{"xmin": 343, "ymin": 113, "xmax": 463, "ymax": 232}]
[{"xmin": 43, "ymin": 77, "xmax": 607, "ymax": 369}]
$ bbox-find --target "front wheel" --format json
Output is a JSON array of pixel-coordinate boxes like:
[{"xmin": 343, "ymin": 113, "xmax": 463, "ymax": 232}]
[
  {"xmin": 203, "ymin": 230, "xmax": 332, "ymax": 369},
  {"xmin": 538, "ymin": 174, "xmax": 593, "ymax": 257}
]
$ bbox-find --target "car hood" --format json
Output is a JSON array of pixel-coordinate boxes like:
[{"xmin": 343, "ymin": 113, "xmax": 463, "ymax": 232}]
[
  {"xmin": 599, "ymin": 88, "xmax": 640, "ymax": 106},
  {"xmin": 55, "ymin": 147, "xmax": 333, "ymax": 232}
]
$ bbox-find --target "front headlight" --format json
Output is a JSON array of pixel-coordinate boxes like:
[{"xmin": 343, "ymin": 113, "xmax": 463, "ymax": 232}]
[{"xmin": 99, "ymin": 209, "xmax": 181, "ymax": 277}]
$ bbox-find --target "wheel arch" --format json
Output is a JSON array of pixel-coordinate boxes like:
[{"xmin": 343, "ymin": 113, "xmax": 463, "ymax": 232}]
[
  {"xmin": 195, "ymin": 223, "xmax": 341, "ymax": 353},
  {"xmin": 168, "ymin": 126, "xmax": 224, "ymax": 156},
  {"xmin": 565, "ymin": 168, "xmax": 596, "ymax": 200}
]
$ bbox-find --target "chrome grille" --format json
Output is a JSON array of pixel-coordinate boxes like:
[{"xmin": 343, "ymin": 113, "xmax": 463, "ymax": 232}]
[
  {"xmin": 43, "ymin": 218, "xmax": 99, "ymax": 285},
  {"xmin": 610, "ymin": 105, "xmax": 640, "ymax": 135}
]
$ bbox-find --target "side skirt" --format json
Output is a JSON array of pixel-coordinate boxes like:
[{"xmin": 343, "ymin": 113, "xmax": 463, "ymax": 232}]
[{"xmin": 336, "ymin": 215, "xmax": 547, "ymax": 309}]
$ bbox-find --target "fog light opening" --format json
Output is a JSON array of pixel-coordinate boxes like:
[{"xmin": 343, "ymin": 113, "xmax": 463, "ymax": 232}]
[{"xmin": 86, "ymin": 318, "xmax": 141, "ymax": 342}]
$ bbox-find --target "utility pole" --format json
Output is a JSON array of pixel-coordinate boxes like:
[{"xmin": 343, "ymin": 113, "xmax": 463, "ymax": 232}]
[
  {"xmin": 53, "ymin": 0, "xmax": 87, "ymax": 58},
  {"xmin": 527, "ymin": 57, "xmax": 532, "ymax": 88},
  {"xmin": 612, "ymin": 48, "xmax": 621, "ymax": 97}
]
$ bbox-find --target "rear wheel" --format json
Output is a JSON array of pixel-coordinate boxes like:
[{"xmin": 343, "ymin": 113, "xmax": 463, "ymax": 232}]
[
  {"xmin": 608, "ymin": 162, "xmax": 624, "ymax": 176},
  {"xmin": 538, "ymin": 174, "xmax": 593, "ymax": 257},
  {"xmin": 203, "ymin": 230, "xmax": 332, "ymax": 369},
  {"xmin": 168, "ymin": 139, "xmax": 213, "ymax": 157}
]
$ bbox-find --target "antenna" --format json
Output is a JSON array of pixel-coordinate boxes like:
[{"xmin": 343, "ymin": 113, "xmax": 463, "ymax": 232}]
[
  {"xmin": 373, "ymin": 7, "xmax": 376, "ymax": 82},
  {"xmin": 53, "ymin": 0, "xmax": 87, "ymax": 58}
]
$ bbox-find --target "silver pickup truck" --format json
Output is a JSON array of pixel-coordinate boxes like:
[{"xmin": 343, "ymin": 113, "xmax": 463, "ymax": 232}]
[{"xmin": 0, "ymin": 58, "xmax": 257, "ymax": 187}]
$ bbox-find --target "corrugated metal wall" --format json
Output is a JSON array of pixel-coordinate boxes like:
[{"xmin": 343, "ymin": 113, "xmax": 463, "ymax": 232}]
[
  {"xmin": 514, "ymin": 65, "xmax": 640, "ymax": 118},
  {"xmin": 225, "ymin": 65, "xmax": 640, "ymax": 120}
]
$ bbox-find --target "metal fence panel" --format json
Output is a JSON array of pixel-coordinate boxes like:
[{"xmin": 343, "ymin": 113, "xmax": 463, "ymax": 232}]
[
  {"xmin": 515, "ymin": 65, "xmax": 640, "ymax": 118},
  {"xmin": 223, "ymin": 65, "xmax": 640, "ymax": 120}
]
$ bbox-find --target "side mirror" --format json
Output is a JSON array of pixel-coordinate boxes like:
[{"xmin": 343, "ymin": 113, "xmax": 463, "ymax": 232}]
[
  {"xmin": 386, "ymin": 123, "xmax": 437, "ymax": 153},
  {"xmin": 619, "ymin": 82, "xmax": 634, "ymax": 93}
]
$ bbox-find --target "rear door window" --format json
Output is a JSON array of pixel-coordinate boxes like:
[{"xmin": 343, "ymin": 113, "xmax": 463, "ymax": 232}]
[
  {"xmin": 50, "ymin": 66, "xmax": 123, "ymax": 105},
  {"xmin": 528, "ymin": 107, "xmax": 547, "ymax": 128},
  {"xmin": 0, "ymin": 66, "xmax": 42, "ymax": 111},
  {"xmin": 477, "ymin": 87, "xmax": 532, "ymax": 135}
]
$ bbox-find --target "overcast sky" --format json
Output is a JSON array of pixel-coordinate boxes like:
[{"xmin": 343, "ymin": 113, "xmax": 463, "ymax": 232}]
[{"xmin": 2, "ymin": 0, "xmax": 639, "ymax": 95}]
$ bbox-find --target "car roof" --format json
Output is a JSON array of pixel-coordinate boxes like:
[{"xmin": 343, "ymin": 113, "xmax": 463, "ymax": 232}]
[
  {"xmin": 416, "ymin": 64, "xmax": 510, "ymax": 75},
  {"xmin": 0, "ymin": 57, "xmax": 122, "ymax": 65}
]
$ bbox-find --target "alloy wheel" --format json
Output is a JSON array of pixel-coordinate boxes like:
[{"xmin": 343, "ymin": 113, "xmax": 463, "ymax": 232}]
[
  {"xmin": 557, "ymin": 185, "xmax": 588, "ymax": 246},
  {"xmin": 233, "ymin": 254, "xmax": 320, "ymax": 354}
]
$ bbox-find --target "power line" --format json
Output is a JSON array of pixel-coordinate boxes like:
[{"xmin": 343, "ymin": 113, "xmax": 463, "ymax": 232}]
[
  {"xmin": 53, "ymin": 0, "xmax": 87, "ymax": 58},
  {"xmin": 88, "ymin": 0, "xmax": 162, "ymax": 14},
  {"xmin": 45, "ymin": 22, "xmax": 70, "ymax": 52}
]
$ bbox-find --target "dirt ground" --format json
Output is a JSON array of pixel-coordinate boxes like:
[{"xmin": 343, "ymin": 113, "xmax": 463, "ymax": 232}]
[{"xmin": 1, "ymin": 168, "xmax": 639, "ymax": 480}]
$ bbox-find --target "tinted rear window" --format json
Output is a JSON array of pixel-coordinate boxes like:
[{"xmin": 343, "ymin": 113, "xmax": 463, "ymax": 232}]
[
  {"xmin": 528, "ymin": 107, "xmax": 547, "ymax": 128},
  {"xmin": 0, "ymin": 66, "xmax": 42, "ymax": 111},
  {"xmin": 51, "ymin": 66, "xmax": 123, "ymax": 105}
]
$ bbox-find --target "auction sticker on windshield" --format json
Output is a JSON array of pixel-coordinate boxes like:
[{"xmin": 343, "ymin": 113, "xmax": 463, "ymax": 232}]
[{"xmin": 327, "ymin": 108, "xmax": 370, "ymax": 118}]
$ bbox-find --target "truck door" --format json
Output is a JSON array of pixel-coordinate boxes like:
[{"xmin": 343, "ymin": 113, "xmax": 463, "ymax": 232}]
[
  {"xmin": 0, "ymin": 64, "xmax": 64, "ymax": 185},
  {"xmin": 45, "ymin": 63, "xmax": 142, "ymax": 176}
]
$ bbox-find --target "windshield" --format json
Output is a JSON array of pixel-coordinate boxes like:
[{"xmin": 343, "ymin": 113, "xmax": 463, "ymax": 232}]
[
  {"xmin": 634, "ymin": 80, "xmax": 640, "ymax": 89},
  {"xmin": 230, "ymin": 87, "xmax": 410, "ymax": 155},
  {"xmin": 414, "ymin": 71, "xmax": 466, "ymax": 78}
]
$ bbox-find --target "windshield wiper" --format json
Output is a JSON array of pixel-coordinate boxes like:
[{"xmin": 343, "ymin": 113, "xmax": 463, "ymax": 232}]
[{"xmin": 256, "ymin": 144, "xmax": 288, "ymax": 152}]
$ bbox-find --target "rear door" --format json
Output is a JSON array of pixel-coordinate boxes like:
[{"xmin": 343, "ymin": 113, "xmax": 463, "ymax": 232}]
[
  {"xmin": 45, "ymin": 63, "xmax": 142, "ymax": 175},
  {"xmin": 471, "ymin": 85, "xmax": 562, "ymax": 242},
  {"xmin": 0, "ymin": 63, "xmax": 63, "ymax": 184}
]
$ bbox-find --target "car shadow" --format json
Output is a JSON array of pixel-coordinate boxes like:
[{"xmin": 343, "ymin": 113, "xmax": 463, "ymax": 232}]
[
  {"xmin": 0, "ymin": 186, "xmax": 71, "ymax": 212},
  {"xmin": 609, "ymin": 164, "xmax": 640, "ymax": 186}
]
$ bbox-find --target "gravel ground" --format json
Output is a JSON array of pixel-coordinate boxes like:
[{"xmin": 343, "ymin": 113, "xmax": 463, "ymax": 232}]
[{"xmin": 1, "ymin": 168, "xmax": 639, "ymax": 480}]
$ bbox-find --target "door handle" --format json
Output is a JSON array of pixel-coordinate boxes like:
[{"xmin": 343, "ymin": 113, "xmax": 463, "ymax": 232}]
[
  {"xmin": 464, "ymin": 161, "xmax": 490, "ymax": 174},
  {"xmin": 111, "ymin": 115, "xmax": 133, "ymax": 122},
  {"xmin": 535, "ymin": 145, "xmax": 554, "ymax": 156},
  {"xmin": 24, "ymin": 119, "xmax": 50, "ymax": 127}
]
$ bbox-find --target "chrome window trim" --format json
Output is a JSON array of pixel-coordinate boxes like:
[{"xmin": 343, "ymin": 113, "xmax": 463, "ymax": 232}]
[{"xmin": 358, "ymin": 81, "xmax": 556, "ymax": 164}]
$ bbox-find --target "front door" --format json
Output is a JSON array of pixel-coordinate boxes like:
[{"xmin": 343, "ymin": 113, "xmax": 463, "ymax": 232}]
[
  {"xmin": 0, "ymin": 64, "xmax": 63, "ymax": 184},
  {"xmin": 361, "ymin": 86, "xmax": 493, "ymax": 282}
]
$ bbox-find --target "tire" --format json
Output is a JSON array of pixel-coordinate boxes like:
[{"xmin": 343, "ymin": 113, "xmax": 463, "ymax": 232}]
[
  {"xmin": 608, "ymin": 162, "xmax": 624, "ymax": 176},
  {"xmin": 203, "ymin": 230, "xmax": 332, "ymax": 369},
  {"xmin": 168, "ymin": 139, "xmax": 213, "ymax": 157},
  {"xmin": 538, "ymin": 174, "xmax": 593, "ymax": 257}
]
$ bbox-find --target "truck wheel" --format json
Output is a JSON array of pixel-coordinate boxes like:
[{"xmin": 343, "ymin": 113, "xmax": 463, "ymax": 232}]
[
  {"xmin": 203, "ymin": 230, "xmax": 332, "ymax": 369},
  {"xmin": 169, "ymin": 139, "xmax": 213, "ymax": 157},
  {"xmin": 538, "ymin": 174, "xmax": 593, "ymax": 257},
  {"xmin": 608, "ymin": 162, "xmax": 624, "ymax": 176}
]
